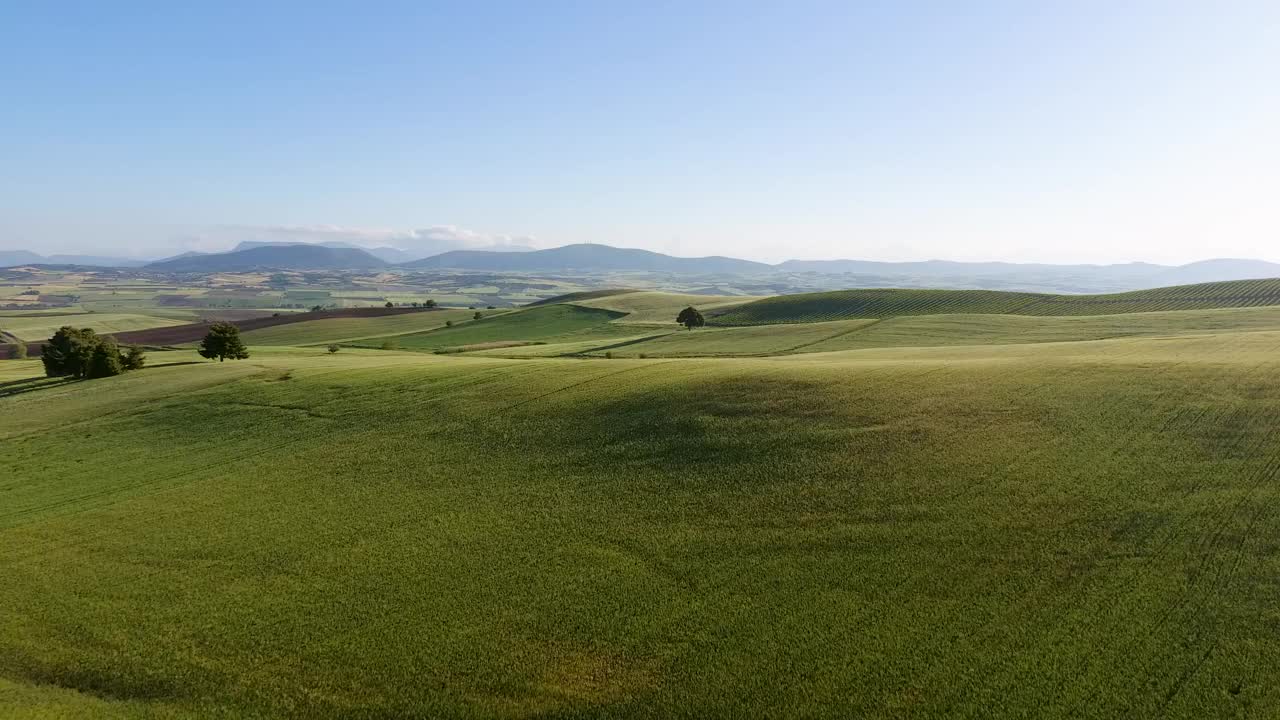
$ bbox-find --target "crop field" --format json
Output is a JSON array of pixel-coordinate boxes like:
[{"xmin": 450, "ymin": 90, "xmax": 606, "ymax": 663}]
[
  {"xmin": 711, "ymin": 278, "xmax": 1280, "ymax": 324},
  {"xmin": 0, "ymin": 311, "xmax": 189, "ymax": 341},
  {"xmin": 351, "ymin": 304, "xmax": 643, "ymax": 352},
  {"xmin": 4, "ymin": 326, "xmax": 1280, "ymax": 718}
]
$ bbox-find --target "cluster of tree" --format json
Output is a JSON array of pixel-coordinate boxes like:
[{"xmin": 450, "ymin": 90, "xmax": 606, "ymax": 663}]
[
  {"xmin": 198, "ymin": 322, "xmax": 251, "ymax": 362},
  {"xmin": 676, "ymin": 306, "xmax": 705, "ymax": 329},
  {"xmin": 41, "ymin": 327, "xmax": 146, "ymax": 379},
  {"xmin": 384, "ymin": 299, "xmax": 438, "ymax": 308}
]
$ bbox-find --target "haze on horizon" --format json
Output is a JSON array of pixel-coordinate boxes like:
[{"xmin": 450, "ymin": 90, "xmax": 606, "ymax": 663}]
[{"xmin": 2, "ymin": 1, "xmax": 1278, "ymax": 266}]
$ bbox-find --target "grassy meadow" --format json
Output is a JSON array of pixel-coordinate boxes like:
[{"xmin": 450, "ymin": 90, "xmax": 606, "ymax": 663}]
[
  {"xmin": 713, "ymin": 278, "xmax": 1280, "ymax": 324},
  {"xmin": 350, "ymin": 304, "xmax": 641, "ymax": 352},
  {"xmin": 5, "ymin": 280, "xmax": 1280, "ymax": 717},
  {"xmin": 236, "ymin": 308, "xmax": 478, "ymax": 346}
]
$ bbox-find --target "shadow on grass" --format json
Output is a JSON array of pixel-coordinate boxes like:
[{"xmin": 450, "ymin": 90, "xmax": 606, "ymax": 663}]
[{"xmin": 0, "ymin": 376, "xmax": 79, "ymax": 399}]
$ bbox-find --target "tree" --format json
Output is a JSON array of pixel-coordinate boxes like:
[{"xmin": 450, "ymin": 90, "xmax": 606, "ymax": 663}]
[
  {"xmin": 445, "ymin": 320, "xmax": 454, "ymax": 327},
  {"xmin": 41, "ymin": 327, "xmax": 139, "ymax": 379},
  {"xmin": 310, "ymin": 305, "xmax": 324, "ymax": 312},
  {"xmin": 327, "ymin": 344, "xmax": 340, "ymax": 354},
  {"xmin": 198, "ymin": 322, "xmax": 250, "ymax": 362},
  {"xmin": 12, "ymin": 342, "xmax": 26, "ymax": 360},
  {"xmin": 41, "ymin": 326, "xmax": 98, "ymax": 378},
  {"xmin": 121, "ymin": 345, "xmax": 146, "ymax": 370},
  {"xmin": 87, "ymin": 336, "xmax": 124, "ymax": 379},
  {"xmin": 676, "ymin": 306, "xmax": 705, "ymax": 330},
  {"xmin": 380, "ymin": 339, "xmax": 398, "ymax": 350},
  {"xmin": 385, "ymin": 301, "xmax": 395, "ymax": 308},
  {"xmin": 473, "ymin": 311, "xmax": 483, "ymax": 320},
  {"xmin": 423, "ymin": 299, "xmax": 437, "ymax": 309}
]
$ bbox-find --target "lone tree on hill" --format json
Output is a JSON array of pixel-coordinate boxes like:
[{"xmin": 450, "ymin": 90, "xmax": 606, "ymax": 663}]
[
  {"xmin": 41, "ymin": 327, "xmax": 146, "ymax": 379},
  {"xmin": 327, "ymin": 344, "xmax": 340, "ymax": 354},
  {"xmin": 198, "ymin": 322, "xmax": 250, "ymax": 362},
  {"xmin": 676, "ymin": 306, "xmax": 705, "ymax": 330},
  {"xmin": 385, "ymin": 301, "xmax": 395, "ymax": 308},
  {"xmin": 423, "ymin": 299, "xmax": 437, "ymax": 308}
]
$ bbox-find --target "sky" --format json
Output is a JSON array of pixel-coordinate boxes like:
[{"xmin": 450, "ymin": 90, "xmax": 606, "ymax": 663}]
[{"xmin": 2, "ymin": 1, "xmax": 1278, "ymax": 264}]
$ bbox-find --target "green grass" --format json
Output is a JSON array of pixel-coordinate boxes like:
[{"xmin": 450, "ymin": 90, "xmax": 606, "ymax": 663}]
[
  {"xmin": 6, "ymin": 324, "xmax": 1280, "ymax": 717},
  {"xmin": 589, "ymin": 319, "xmax": 876, "ymax": 357},
  {"xmin": 525, "ymin": 288, "xmax": 637, "ymax": 306},
  {"xmin": 351, "ymin": 304, "xmax": 640, "ymax": 352},
  {"xmin": 801, "ymin": 305, "xmax": 1280, "ymax": 352},
  {"xmin": 570, "ymin": 291, "xmax": 764, "ymax": 324},
  {"xmin": 0, "ymin": 312, "xmax": 188, "ymax": 341},
  {"xmin": 712, "ymin": 278, "xmax": 1280, "ymax": 324},
  {"xmin": 465, "ymin": 334, "xmax": 668, "ymax": 358},
  {"xmin": 237, "ymin": 308, "xmax": 476, "ymax": 346}
]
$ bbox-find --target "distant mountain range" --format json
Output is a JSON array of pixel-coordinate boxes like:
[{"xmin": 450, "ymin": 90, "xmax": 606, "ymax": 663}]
[
  {"xmin": 0, "ymin": 250, "xmax": 149, "ymax": 267},
  {"xmin": 231, "ymin": 241, "xmax": 419, "ymax": 264},
  {"xmin": 402, "ymin": 243, "xmax": 770, "ymax": 274},
  {"xmin": 4, "ymin": 242, "xmax": 1280, "ymax": 293},
  {"xmin": 145, "ymin": 244, "xmax": 390, "ymax": 272}
]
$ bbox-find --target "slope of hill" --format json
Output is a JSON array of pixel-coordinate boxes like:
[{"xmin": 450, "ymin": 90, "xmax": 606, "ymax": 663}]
[
  {"xmin": 146, "ymin": 244, "xmax": 389, "ymax": 271},
  {"xmin": 351, "ymin": 304, "xmax": 634, "ymax": 351},
  {"xmin": 567, "ymin": 290, "xmax": 766, "ymax": 323},
  {"xmin": 524, "ymin": 288, "xmax": 637, "ymax": 306},
  {"xmin": 4, "ymin": 330, "xmax": 1280, "ymax": 717},
  {"xmin": 711, "ymin": 278, "xmax": 1280, "ymax": 324},
  {"xmin": 402, "ymin": 243, "xmax": 771, "ymax": 274}
]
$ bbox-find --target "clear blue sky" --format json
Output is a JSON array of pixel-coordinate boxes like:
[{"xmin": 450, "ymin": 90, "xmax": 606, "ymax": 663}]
[{"xmin": 2, "ymin": 1, "xmax": 1277, "ymax": 263}]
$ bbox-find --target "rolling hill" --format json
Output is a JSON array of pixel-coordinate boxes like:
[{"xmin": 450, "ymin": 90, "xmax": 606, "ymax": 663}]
[
  {"xmin": 401, "ymin": 243, "xmax": 772, "ymax": 274},
  {"xmin": 710, "ymin": 278, "xmax": 1280, "ymax": 324},
  {"xmin": 4, "ymin": 325, "xmax": 1280, "ymax": 716},
  {"xmin": 145, "ymin": 244, "xmax": 389, "ymax": 272}
]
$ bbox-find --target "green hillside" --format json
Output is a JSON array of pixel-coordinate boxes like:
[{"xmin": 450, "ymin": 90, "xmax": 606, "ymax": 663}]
[
  {"xmin": 524, "ymin": 288, "xmax": 637, "ymax": 306},
  {"xmin": 586, "ymin": 319, "xmax": 875, "ymax": 357},
  {"xmin": 350, "ymin": 303, "xmax": 638, "ymax": 351},
  {"xmin": 4, "ymin": 330, "xmax": 1280, "ymax": 717},
  {"xmin": 238, "ymin": 308, "xmax": 476, "ymax": 346},
  {"xmin": 711, "ymin": 278, "xmax": 1280, "ymax": 324},
  {"xmin": 523, "ymin": 306, "xmax": 1280, "ymax": 359},
  {"xmin": 569, "ymin": 291, "xmax": 764, "ymax": 324}
]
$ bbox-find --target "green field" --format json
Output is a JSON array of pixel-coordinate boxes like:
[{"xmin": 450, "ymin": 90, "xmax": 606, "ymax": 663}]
[
  {"xmin": 237, "ymin": 308, "xmax": 477, "ymax": 346},
  {"xmin": 7, "ymin": 278, "xmax": 1280, "ymax": 717},
  {"xmin": 351, "ymin": 304, "xmax": 642, "ymax": 352},
  {"xmin": 570, "ymin": 291, "xmax": 764, "ymax": 324},
  {"xmin": 586, "ymin": 319, "xmax": 875, "ymax": 357},
  {"xmin": 5, "ymin": 329, "xmax": 1280, "ymax": 717},
  {"xmin": 712, "ymin": 278, "xmax": 1280, "ymax": 324}
]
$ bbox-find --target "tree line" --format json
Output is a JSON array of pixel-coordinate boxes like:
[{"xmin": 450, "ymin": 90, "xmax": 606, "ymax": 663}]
[{"xmin": 39, "ymin": 321, "xmax": 251, "ymax": 379}]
